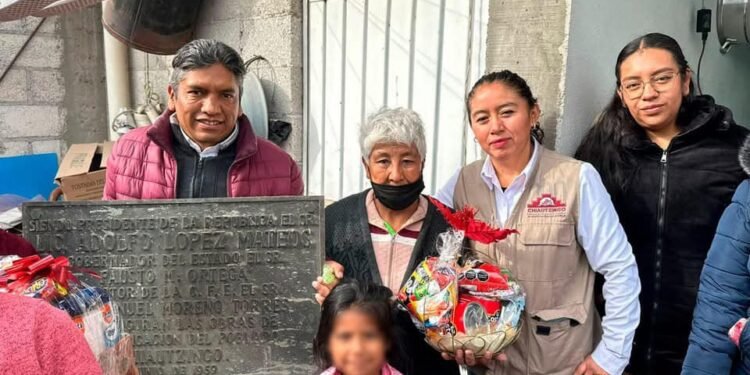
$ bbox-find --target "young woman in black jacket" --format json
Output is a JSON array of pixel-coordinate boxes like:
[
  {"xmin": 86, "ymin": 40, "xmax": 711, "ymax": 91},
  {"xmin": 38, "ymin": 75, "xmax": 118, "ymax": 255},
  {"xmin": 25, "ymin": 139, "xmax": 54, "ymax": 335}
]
[{"xmin": 576, "ymin": 32, "xmax": 748, "ymax": 374}]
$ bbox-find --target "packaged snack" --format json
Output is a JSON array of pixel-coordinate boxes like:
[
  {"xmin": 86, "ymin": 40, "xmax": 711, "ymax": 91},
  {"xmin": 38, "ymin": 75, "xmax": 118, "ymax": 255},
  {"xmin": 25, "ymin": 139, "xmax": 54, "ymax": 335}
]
[
  {"xmin": 0, "ymin": 255, "xmax": 20, "ymax": 293},
  {"xmin": 0, "ymin": 254, "xmax": 136, "ymax": 375},
  {"xmin": 400, "ymin": 230, "xmax": 462, "ymax": 332},
  {"xmin": 398, "ymin": 198, "xmax": 525, "ymax": 357},
  {"xmin": 454, "ymin": 294, "xmax": 501, "ymax": 335},
  {"xmin": 0, "ymin": 255, "xmax": 19, "ymax": 270}
]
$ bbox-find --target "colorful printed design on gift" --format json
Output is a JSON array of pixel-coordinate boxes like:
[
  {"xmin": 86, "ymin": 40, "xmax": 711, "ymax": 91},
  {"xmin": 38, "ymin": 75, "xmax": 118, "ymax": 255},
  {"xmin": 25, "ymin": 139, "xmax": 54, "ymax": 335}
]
[
  {"xmin": 527, "ymin": 193, "xmax": 566, "ymax": 217},
  {"xmin": 23, "ymin": 277, "xmax": 62, "ymax": 299},
  {"xmin": 101, "ymin": 302, "xmax": 114, "ymax": 324},
  {"xmin": 399, "ymin": 202, "xmax": 525, "ymax": 356},
  {"xmin": 73, "ymin": 315, "xmax": 85, "ymax": 332},
  {"xmin": 25, "ymin": 278, "xmax": 48, "ymax": 294}
]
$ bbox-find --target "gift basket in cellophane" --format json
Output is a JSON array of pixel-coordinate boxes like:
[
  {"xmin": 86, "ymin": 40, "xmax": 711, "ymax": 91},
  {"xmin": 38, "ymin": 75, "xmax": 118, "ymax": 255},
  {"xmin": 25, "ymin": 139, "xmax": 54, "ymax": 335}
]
[
  {"xmin": 397, "ymin": 198, "xmax": 525, "ymax": 357},
  {"xmin": 0, "ymin": 254, "xmax": 138, "ymax": 375}
]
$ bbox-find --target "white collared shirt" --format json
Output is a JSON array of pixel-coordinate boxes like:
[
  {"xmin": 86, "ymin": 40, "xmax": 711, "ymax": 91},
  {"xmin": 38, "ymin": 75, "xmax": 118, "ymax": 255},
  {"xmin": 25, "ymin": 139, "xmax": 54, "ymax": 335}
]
[
  {"xmin": 435, "ymin": 141, "xmax": 641, "ymax": 375},
  {"xmin": 170, "ymin": 114, "xmax": 239, "ymax": 159}
]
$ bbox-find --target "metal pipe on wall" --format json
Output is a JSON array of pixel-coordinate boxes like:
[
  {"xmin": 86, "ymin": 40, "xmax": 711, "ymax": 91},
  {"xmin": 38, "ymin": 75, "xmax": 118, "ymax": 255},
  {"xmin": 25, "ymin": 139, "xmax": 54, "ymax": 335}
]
[{"xmin": 103, "ymin": 4, "xmax": 131, "ymax": 141}]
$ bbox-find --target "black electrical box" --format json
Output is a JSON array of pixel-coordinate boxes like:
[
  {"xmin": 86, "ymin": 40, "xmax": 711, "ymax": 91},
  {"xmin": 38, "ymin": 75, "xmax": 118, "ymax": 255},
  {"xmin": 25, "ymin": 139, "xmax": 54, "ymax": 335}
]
[{"xmin": 697, "ymin": 8, "xmax": 712, "ymax": 33}]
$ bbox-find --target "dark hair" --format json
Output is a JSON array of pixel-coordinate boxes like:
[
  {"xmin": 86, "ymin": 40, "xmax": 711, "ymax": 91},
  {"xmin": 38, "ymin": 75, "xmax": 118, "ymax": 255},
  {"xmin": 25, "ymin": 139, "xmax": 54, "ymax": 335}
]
[
  {"xmin": 313, "ymin": 280, "xmax": 402, "ymax": 371},
  {"xmin": 466, "ymin": 70, "xmax": 544, "ymax": 142},
  {"xmin": 169, "ymin": 39, "xmax": 246, "ymax": 94},
  {"xmin": 575, "ymin": 33, "xmax": 696, "ymax": 195}
]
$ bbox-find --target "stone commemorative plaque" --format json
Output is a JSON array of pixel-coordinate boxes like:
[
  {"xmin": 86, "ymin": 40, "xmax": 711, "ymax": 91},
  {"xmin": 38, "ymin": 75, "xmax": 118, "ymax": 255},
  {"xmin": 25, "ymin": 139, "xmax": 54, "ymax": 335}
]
[{"xmin": 22, "ymin": 197, "xmax": 323, "ymax": 375}]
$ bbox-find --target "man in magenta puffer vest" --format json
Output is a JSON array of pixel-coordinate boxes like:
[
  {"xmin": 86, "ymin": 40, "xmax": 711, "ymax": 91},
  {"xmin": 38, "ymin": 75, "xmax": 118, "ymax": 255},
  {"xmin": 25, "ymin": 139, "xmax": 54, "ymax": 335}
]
[{"xmin": 104, "ymin": 39, "xmax": 303, "ymax": 200}]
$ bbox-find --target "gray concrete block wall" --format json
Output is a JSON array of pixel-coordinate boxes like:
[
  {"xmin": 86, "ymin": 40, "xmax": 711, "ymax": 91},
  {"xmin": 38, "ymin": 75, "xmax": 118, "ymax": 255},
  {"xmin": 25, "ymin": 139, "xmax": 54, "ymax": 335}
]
[
  {"xmin": 129, "ymin": 0, "xmax": 304, "ymax": 162},
  {"xmin": 0, "ymin": 6, "xmax": 107, "ymax": 159},
  {"xmin": 485, "ymin": 0, "xmax": 570, "ymax": 151},
  {"xmin": 0, "ymin": 16, "xmax": 66, "ymax": 158}
]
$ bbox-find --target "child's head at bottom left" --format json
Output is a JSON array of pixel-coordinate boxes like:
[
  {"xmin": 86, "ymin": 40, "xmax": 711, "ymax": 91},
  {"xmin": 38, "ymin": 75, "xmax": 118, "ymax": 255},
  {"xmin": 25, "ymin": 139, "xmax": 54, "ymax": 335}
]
[{"xmin": 313, "ymin": 279, "xmax": 400, "ymax": 375}]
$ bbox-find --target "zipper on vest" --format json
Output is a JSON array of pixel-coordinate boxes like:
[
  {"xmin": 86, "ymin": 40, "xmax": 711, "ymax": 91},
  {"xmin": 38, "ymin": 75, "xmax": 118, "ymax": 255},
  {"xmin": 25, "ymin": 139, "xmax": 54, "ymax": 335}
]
[
  {"xmin": 191, "ymin": 158, "xmax": 205, "ymax": 198},
  {"xmin": 172, "ymin": 161, "xmax": 178, "ymax": 198},
  {"xmin": 388, "ymin": 236, "xmax": 396, "ymax": 290},
  {"xmin": 384, "ymin": 221, "xmax": 397, "ymax": 290},
  {"xmin": 226, "ymin": 161, "xmax": 236, "ymax": 197},
  {"xmin": 646, "ymin": 149, "xmax": 669, "ymax": 370},
  {"xmin": 165, "ymin": 151, "xmax": 178, "ymax": 198}
]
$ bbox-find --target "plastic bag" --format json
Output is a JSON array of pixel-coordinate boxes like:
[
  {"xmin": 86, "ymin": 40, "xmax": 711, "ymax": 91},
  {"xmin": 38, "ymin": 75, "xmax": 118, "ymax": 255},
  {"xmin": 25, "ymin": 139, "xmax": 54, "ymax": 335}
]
[
  {"xmin": 399, "ymin": 229, "xmax": 463, "ymax": 332},
  {"xmin": 0, "ymin": 255, "xmax": 138, "ymax": 374},
  {"xmin": 398, "ymin": 199, "xmax": 525, "ymax": 356},
  {"xmin": 0, "ymin": 194, "xmax": 44, "ymax": 230}
]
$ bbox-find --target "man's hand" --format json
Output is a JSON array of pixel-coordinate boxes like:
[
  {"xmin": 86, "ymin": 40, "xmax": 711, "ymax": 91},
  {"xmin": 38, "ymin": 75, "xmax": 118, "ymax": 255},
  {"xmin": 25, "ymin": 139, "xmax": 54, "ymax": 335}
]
[
  {"xmin": 574, "ymin": 355, "xmax": 609, "ymax": 375},
  {"xmin": 441, "ymin": 349, "xmax": 507, "ymax": 370},
  {"xmin": 311, "ymin": 260, "xmax": 344, "ymax": 304}
]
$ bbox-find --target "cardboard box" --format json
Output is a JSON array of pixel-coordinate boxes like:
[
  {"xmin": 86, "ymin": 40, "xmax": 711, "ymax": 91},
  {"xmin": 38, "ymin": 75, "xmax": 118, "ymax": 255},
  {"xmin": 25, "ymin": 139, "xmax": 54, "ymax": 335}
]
[{"xmin": 55, "ymin": 143, "xmax": 113, "ymax": 201}]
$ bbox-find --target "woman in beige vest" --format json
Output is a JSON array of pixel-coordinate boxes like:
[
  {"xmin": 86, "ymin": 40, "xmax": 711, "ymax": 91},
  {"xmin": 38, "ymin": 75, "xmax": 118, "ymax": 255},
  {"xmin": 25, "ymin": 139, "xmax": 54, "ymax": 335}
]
[{"xmin": 435, "ymin": 71, "xmax": 641, "ymax": 375}]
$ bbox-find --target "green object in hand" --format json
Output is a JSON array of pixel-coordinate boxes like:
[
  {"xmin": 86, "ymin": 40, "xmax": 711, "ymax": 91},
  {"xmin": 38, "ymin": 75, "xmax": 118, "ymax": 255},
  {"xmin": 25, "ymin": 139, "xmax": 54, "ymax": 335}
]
[{"xmin": 323, "ymin": 264, "xmax": 336, "ymax": 284}]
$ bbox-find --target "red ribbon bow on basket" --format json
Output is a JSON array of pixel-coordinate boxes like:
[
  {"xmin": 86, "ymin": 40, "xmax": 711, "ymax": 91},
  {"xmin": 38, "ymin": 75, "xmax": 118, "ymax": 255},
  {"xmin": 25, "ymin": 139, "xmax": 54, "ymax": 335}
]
[
  {"xmin": 429, "ymin": 197, "xmax": 518, "ymax": 244},
  {"xmin": 0, "ymin": 255, "xmax": 100, "ymax": 297}
]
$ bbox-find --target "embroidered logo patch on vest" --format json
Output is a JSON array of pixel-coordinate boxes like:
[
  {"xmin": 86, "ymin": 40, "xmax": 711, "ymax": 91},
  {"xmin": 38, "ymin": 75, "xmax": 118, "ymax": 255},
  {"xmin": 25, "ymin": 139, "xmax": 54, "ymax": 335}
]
[{"xmin": 527, "ymin": 193, "xmax": 567, "ymax": 217}]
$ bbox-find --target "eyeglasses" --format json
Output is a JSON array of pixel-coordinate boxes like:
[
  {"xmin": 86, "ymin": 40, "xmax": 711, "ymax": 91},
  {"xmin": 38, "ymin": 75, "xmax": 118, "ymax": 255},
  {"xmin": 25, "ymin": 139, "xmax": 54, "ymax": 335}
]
[{"xmin": 619, "ymin": 72, "xmax": 679, "ymax": 100}]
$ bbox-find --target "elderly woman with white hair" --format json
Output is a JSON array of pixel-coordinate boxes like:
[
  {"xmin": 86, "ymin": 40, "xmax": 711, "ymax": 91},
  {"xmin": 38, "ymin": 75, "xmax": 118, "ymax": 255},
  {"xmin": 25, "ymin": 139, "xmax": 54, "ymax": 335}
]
[{"xmin": 313, "ymin": 107, "xmax": 460, "ymax": 375}]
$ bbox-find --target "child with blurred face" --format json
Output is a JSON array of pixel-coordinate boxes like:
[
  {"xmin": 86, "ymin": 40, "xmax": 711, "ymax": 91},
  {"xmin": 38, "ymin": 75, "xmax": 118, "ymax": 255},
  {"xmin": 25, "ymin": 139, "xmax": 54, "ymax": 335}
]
[{"xmin": 314, "ymin": 281, "xmax": 403, "ymax": 375}]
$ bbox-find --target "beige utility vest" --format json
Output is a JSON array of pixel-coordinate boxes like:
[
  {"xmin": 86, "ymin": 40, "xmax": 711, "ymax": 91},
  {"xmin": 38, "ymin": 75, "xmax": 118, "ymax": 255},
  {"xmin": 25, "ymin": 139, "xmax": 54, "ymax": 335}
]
[{"xmin": 454, "ymin": 148, "xmax": 601, "ymax": 375}]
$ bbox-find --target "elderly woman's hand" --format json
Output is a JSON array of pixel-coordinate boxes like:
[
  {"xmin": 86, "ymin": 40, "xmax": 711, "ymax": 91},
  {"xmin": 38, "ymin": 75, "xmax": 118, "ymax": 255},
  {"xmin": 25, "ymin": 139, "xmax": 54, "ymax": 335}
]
[
  {"xmin": 312, "ymin": 260, "xmax": 344, "ymax": 304},
  {"xmin": 441, "ymin": 349, "xmax": 507, "ymax": 370}
]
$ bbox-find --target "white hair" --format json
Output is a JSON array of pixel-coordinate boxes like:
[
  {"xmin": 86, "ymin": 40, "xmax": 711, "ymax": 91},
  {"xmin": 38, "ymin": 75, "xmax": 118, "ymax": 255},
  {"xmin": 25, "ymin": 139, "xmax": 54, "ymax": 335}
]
[{"xmin": 359, "ymin": 107, "xmax": 427, "ymax": 161}]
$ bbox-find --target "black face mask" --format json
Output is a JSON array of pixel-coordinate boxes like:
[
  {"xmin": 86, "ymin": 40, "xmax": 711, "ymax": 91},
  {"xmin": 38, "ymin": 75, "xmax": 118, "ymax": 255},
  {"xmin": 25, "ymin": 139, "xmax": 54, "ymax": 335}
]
[{"xmin": 370, "ymin": 177, "xmax": 425, "ymax": 211}]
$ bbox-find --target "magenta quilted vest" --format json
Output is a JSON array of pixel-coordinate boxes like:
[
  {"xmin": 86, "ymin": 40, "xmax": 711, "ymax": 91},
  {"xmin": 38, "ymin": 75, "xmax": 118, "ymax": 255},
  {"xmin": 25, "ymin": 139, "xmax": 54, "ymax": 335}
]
[{"xmin": 103, "ymin": 111, "xmax": 303, "ymax": 200}]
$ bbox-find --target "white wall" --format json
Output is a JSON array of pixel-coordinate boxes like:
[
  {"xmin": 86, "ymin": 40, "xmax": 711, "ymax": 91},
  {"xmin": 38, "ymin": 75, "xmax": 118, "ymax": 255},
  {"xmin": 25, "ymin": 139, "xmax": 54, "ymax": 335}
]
[
  {"xmin": 305, "ymin": 0, "xmax": 489, "ymax": 201},
  {"xmin": 557, "ymin": 0, "xmax": 750, "ymax": 155}
]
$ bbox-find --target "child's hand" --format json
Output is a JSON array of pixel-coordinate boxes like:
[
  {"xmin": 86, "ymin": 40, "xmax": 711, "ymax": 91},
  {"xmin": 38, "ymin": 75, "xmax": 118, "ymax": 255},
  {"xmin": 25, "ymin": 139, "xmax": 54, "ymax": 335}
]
[
  {"xmin": 441, "ymin": 349, "xmax": 506, "ymax": 369},
  {"xmin": 729, "ymin": 318, "xmax": 748, "ymax": 347},
  {"xmin": 312, "ymin": 261, "xmax": 345, "ymax": 304}
]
